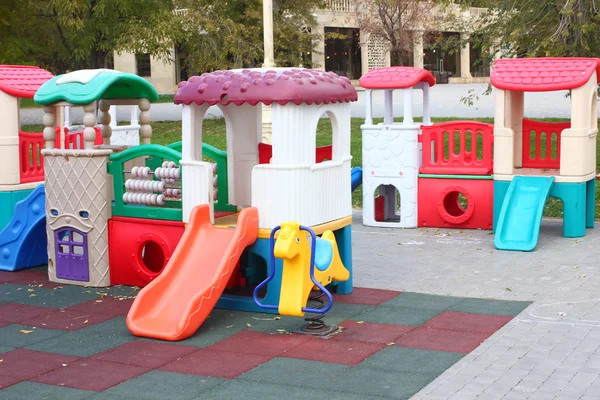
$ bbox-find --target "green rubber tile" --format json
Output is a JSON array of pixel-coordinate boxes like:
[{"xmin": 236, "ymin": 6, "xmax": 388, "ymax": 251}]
[
  {"xmin": 0, "ymin": 284, "xmax": 33, "ymax": 303},
  {"xmin": 0, "ymin": 346, "xmax": 15, "ymax": 354},
  {"xmin": 382, "ymin": 292, "xmax": 464, "ymax": 311},
  {"xmin": 449, "ymin": 298, "xmax": 532, "ymax": 316},
  {"xmin": 100, "ymin": 285, "xmax": 140, "ymax": 298},
  {"xmin": 361, "ymin": 346, "xmax": 464, "ymax": 374},
  {"xmin": 86, "ymin": 394, "xmax": 132, "ymax": 400},
  {"xmin": 325, "ymin": 303, "xmax": 375, "ymax": 321},
  {"xmin": 9, "ymin": 285, "xmax": 101, "ymax": 308},
  {"xmin": 249, "ymin": 316, "xmax": 309, "ymax": 334},
  {"xmin": 26, "ymin": 331, "xmax": 133, "ymax": 357},
  {"xmin": 204, "ymin": 379, "xmax": 379, "ymax": 400},
  {"xmin": 0, "ymin": 324, "xmax": 64, "ymax": 348},
  {"xmin": 0, "ymin": 381, "xmax": 94, "ymax": 400},
  {"xmin": 357, "ymin": 305, "xmax": 442, "ymax": 326},
  {"xmin": 103, "ymin": 370, "xmax": 224, "ymax": 400},
  {"xmin": 328, "ymin": 367, "xmax": 437, "ymax": 399},
  {"xmin": 239, "ymin": 357, "xmax": 349, "ymax": 389},
  {"xmin": 79, "ymin": 317, "xmax": 133, "ymax": 337}
]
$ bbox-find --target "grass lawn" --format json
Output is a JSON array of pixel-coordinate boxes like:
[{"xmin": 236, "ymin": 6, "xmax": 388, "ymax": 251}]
[{"xmin": 22, "ymin": 117, "xmax": 600, "ymax": 219}]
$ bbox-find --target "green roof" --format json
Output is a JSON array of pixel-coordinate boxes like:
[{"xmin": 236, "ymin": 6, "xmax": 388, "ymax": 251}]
[{"xmin": 34, "ymin": 69, "xmax": 159, "ymax": 105}]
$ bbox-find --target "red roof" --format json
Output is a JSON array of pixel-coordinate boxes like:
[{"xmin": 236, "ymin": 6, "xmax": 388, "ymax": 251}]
[
  {"xmin": 491, "ymin": 58, "xmax": 600, "ymax": 92},
  {"xmin": 0, "ymin": 65, "xmax": 54, "ymax": 99},
  {"xmin": 359, "ymin": 67, "xmax": 436, "ymax": 89},
  {"xmin": 174, "ymin": 68, "xmax": 358, "ymax": 106}
]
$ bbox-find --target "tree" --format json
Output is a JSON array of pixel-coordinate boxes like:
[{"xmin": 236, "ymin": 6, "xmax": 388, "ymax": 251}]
[
  {"xmin": 0, "ymin": 0, "xmax": 182, "ymax": 73},
  {"xmin": 357, "ymin": 0, "xmax": 436, "ymax": 66},
  {"xmin": 175, "ymin": 0, "xmax": 323, "ymax": 73}
]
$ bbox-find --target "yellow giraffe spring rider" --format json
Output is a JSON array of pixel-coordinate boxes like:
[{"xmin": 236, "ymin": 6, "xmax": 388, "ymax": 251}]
[{"xmin": 253, "ymin": 221, "xmax": 350, "ymax": 335}]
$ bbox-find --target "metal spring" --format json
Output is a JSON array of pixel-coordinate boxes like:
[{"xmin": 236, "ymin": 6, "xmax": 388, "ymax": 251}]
[{"xmin": 303, "ymin": 291, "xmax": 328, "ymax": 330}]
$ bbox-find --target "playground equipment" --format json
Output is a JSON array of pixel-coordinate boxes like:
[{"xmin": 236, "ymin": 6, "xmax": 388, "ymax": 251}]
[
  {"xmin": 359, "ymin": 67, "xmax": 435, "ymax": 228},
  {"xmin": 491, "ymin": 58, "xmax": 597, "ymax": 251}
]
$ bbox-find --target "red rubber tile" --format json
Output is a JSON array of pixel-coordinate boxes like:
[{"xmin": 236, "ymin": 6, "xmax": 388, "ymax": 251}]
[
  {"xmin": 33, "ymin": 359, "xmax": 150, "ymax": 392},
  {"xmin": 0, "ymin": 321, "xmax": 9, "ymax": 328},
  {"xmin": 209, "ymin": 330, "xmax": 313, "ymax": 356},
  {"xmin": 333, "ymin": 320, "xmax": 415, "ymax": 344},
  {"xmin": 0, "ymin": 271, "xmax": 21, "ymax": 284},
  {"xmin": 0, "ymin": 349, "xmax": 79, "ymax": 379},
  {"xmin": 282, "ymin": 337, "xmax": 385, "ymax": 366},
  {"xmin": 160, "ymin": 348, "xmax": 272, "ymax": 379},
  {"xmin": 92, "ymin": 340, "xmax": 198, "ymax": 368},
  {"xmin": 0, "ymin": 374, "xmax": 22, "ymax": 389},
  {"xmin": 20, "ymin": 308, "xmax": 115, "ymax": 331},
  {"xmin": 333, "ymin": 287, "xmax": 401, "ymax": 306},
  {"xmin": 0, "ymin": 303, "xmax": 54, "ymax": 324},
  {"xmin": 423, "ymin": 311, "xmax": 513, "ymax": 334},
  {"xmin": 7, "ymin": 271, "xmax": 63, "ymax": 289},
  {"xmin": 394, "ymin": 327, "xmax": 492, "ymax": 354},
  {"xmin": 66, "ymin": 296, "xmax": 134, "ymax": 318}
]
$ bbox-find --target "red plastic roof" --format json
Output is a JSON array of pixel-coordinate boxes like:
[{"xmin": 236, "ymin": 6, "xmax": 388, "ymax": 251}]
[
  {"xmin": 491, "ymin": 58, "xmax": 600, "ymax": 92},
  {"xmin": 174, "ymin": 68, "xmax": 358, "ymax": 106},
  {"xmin": 0, "ymin": 65, "xmax": 54, "ymax": 99},
  {"xmin": 359, "ymin": 67, "xmax": 436, "ymax": 89}
]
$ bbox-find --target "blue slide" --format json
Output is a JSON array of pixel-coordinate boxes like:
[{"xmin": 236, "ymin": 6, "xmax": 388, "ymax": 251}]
[
  {"xmin": 494, "ymin": 176, "xmax": 555, "ymax": 252},
  {"xmin": 351, "ymin": 167, "xmax": 363, "ymax": 192},
  {"xmin": 0, "ymin": 184, "xmax": 48, "ymax": 271}
]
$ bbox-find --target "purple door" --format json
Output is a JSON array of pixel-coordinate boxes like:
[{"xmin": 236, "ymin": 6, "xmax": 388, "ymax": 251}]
[{"xmin": 55, "ymin": 228, "xmax": 89, "ymax": 282}]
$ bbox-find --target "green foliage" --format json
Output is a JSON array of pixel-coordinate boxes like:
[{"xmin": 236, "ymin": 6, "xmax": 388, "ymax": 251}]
[{"xmin": 176, "ymin": 0, "xmax": 322, "ymax": 72}]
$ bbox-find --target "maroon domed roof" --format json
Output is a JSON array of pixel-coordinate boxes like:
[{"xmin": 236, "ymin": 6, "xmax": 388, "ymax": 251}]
[{"xmin": 174, "ymin": 68, "xmax": 358, "ymax": 106}]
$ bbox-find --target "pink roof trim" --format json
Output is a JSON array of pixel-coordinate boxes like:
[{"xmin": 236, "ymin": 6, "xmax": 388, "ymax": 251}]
[
  {"xmin": 0, "ymin": 65, "xmax": 54, "ymax": 99},
  {"xmin": 491, "ymin": 58, "xmax": 600, "ymax": 92},
  {"xmin": 174, "ymin": 68, "xmax": 358, "ymax": 106},
  {"xmin": 359, "ymin": 67, "xmax": 436, "ymax": 89}
]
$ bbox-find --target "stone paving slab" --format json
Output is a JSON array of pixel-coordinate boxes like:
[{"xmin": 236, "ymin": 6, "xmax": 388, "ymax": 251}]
[{"xmin": 350, "ymin": 211, "xmax": 600, "ymax": 399}]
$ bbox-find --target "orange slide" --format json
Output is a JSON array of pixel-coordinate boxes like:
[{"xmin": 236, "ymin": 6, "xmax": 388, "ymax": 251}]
[{"xmin": 126, "ymin": 204, "xmax": 259, "ymax": 341}]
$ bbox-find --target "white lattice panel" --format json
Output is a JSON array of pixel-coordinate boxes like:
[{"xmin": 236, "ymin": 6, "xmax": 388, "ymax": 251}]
[
  {"xmin": 367, "ymin": 34, "xmax": 387, "ymax": 71},
  {"xmin": 43, "ymin": 149, "xmax": 112, "ymax": 287}
]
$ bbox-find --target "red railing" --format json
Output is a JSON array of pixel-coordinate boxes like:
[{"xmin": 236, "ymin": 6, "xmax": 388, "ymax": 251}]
[
  {"xmin": 258, "ymin": 143, "xmax": 333, "ymax": 164},
  {"xmin": 420, "ymin": 121, "xmax": 494, "ymax": 175},
  {"xmin": 522, "ymin": 118, "xmax": 569, "ymax": 169},
  {"xmin": 19, "ymin": 131, "xmax": 45, "ymax": 184},
  {"xmin": 54, "ymin": 127, "xmax": 102, "ymax": 149}
]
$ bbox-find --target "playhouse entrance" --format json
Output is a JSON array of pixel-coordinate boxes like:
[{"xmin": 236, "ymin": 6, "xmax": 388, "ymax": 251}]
[
  {"xmin": 55, "ymin": 228, "xmax": 89, "ymax": 281},
  {"xmin": 374, "ymin": 184, "xmax": 401, "ymax": 223}
]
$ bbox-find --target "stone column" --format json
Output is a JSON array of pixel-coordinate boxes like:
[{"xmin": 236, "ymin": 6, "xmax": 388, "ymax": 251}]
[
  {"xmin": 262, "ymin": 0, "xmax": 275, "ymax": 68},
  {"xmin": 312, "ymin": 24, "xmax": 326, "ymax": 70},
  {"xmin": 412, "ymin": 31, "xmax": 424, "ymax": 69},
  {"xmin": 460, "ymin": 33, "xmax": 472, "ymax": 78}
]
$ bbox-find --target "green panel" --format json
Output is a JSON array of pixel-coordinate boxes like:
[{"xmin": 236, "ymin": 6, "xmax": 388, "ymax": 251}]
[
  {"xmin": 0, "ymin": 189, "xmax": 34, "ymax": 231},
  {"xmin": 108, "ymin": 144, "xmax": 183, "ymax": 221},
  {"xmin": 34, "ymin": 70, "xmax": 158, "ymax": 105},
  {"xmin": 168, "ymin": 141, "xmax": 237, "ymax": 213},
  {"xmin": 419, "ymin": 174, "xmax": 493, "ymax": 180}
]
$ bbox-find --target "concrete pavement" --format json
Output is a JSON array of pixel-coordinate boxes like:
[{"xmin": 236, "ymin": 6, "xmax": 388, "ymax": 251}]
[{"xmin": 20, "ymin": 83, "xmax": 574, "ymax": 125}]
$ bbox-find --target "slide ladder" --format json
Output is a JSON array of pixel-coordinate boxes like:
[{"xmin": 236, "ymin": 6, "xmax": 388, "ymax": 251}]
[
  {"xmin": 127, "ymin": 205, "xmax": 258, "ymax": 341},
  {"xmin": 0, "ymin": 184, "xmax": 48, "ymax": 271},
  {"xmin": 495, "ymin": 176, "xmax": 555, "ymax": 252}
]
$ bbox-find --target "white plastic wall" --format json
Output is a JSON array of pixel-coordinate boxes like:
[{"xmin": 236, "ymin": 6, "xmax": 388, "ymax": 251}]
[{"xmin": 0, "ymin": 91, "xmax": 20, "ymax": 185}]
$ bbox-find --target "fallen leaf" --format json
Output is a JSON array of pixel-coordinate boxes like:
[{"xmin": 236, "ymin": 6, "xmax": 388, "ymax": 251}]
[
  {"xmin": 0, "ymin": 359, "xmax": 3, "ymax": 363},
  {"xmin": 276, "ymin": 329, "xmax": 287, "ymax": 333},
  {"xmin": 476, "ymin": 248, "xmax": 482, "ymax": 250},
  {"xmin": 274, "ymin": 317, "xmax": 281, "ymax": 320},
  {"xmin": 505, "ymin": 288, "xmax": 512, "ymax": 291},
  {"xmin": 377, "ymin": 253, "xmax": 383, "ymax": 256},
  {"xmin": 356, "ymin": 321, "xmax": 365, "ymax": 324},
  {"xmin": 17, "ymin": 288, "xmax": 22, "ymax": 291},
  {"xmin": 95, "ymin": 300, "xmax": 103, "ymax": 303},
  {"xmin": 579, "ymin": 274, "xmax": 586, "ymax": 278},
  {"xmin": 386, "ymin": 342, "xmax": 395, "ymax": 346},
  {"xmin": 28, "ymin": 289, "xmax": 34, "ymax": 292},
  {"xmin": 246, "ymin": 323, "xmax": 251, "ymax": 328},
  {"xmin": 83, "ymin": 291, "xmax": 91, "ymax": 294},
  {"xmin": 573, "ymin": 266, "xmax": 579, "ymax": 269},
  {"xmin": 19, "ymin": 330, "xmax": 33, "ymax": 334},
  {"xmin": 83, "ymin": 320, "xmax": 88, "ymax": 324},
  {"xmin": 226, "ymin": 325, "xmax": 234, "ymax": 328},
  {"xmin": 62, "ymin": 364, "xmax": 67, "ymax": 367},
  {"xmin": 29, "ymin": 294, "xmax": 36, "ymax": 297}
]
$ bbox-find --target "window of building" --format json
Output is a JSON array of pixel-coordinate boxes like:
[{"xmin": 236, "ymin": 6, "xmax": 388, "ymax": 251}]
[{"xmin": 136, "ymin": 54, "xmax": 152, "ymax": 77}]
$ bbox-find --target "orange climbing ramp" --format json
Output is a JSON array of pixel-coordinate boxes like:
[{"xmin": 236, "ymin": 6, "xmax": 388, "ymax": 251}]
[{"xmin": 126, "ymin": 204, "xmax": 259, "ymax": 341}]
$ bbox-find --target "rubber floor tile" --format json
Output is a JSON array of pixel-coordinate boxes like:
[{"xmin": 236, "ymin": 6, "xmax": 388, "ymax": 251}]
[
  {"xmin": 0, "ymin": 375, "xmax": 22, "ymax": 390},
  {"xmin": 102, "ymin": 370, "xmax": 224, "ymax": 400},
  {"xmin": 0, "ymin": 324, "xmax": 64, "ymax": 348},
  {"xmin": 360, "ymin": 346, "xmax": 464, "ymax": 374},
  {"xmin": 0, "ymin": 346, "xmax": 15, "ymax": 354},
  {"xmin": 7, "ymin": 271, "xmax": 64, "ymax": 289},
  {"xmin": 0, "ymin": 303, "xmax": 54, "ymax": 323},
  {"xmin": 332, "ymin": 287, "xmax": 402, "ymax": 306},
  {"xmin": 249, "ymin": 315, "xmax": 312, "ymax": 334},
  {"xmin": 8, "ymin": 285, "xmax": 101, "ymax": 309},
  {"xmin": 92, "ymin": 340, "xmax": 198, "ymax": 368},
  {"xmin": 26, "ymin": 331, "xmax": 134, "ymax": 358},
  {"xmin": 78, "ymin": 317, "xmax": 132, "ymax": 336},
  {"xmin": 85, "ymin": 393, "xmax": 132, "ymax": 400},
  {"xmin": 394, "ymin": 327, "xmax": 492, "ymax": 354},
  {"xmin": 357, "ymin": 305, "xmax": 442, "ymax": 326},
  {"xmin": 0, "ymin": 381, "xmax": 94, "ymax": 400},
  {"xmin": 66, "ymin": 297, "xmax": 134, "ymax": 318},
  {"xmin": 208, "ymin": 330, "xmax": 313, "ymax": 356},
  {"xmin": 238, "ymin": 357, "xmax": 349, "ymax": 389},
  {"xmin": 0, "ymin": 321, "xmax": 9, "ymax": 328},
  {"xmin": 0, "ymin": 349, "xmax": 79, "ymax": 379},
  {"xmin": 0, "ymin": 271, "xmax": 22, "ymax": 284},
  {"xmin": 327, "ymin": 367, "xmax": 437, "ymax": 399},
  {"xmin": 204, "ymin": 379, "xmax": 377, "ymax": 400},
  {"xmin": 333, "ymin": 320, "xmax": 415, "ymax": 344},
  {"xmin": 160, "ymin": 348, "xmax": 272, "ymax": 379},
  {"xmin": 382, "ymin": 292, "xmax": 465, "ymax": 311},
  {"xmin": 32, "ymin": 359, "xmax": 150, "ymax": 392},
  {"xmin": 423, "ymin": 311, "xmax": 513, "ymax": 333},
  {"xmin": 449, "ymin": 298, "xmax": 532, "ymax": 317},
  {"xmin": 281, "ymin": 337, "xmax": 384, "ymax": 365},
  {"xmin": 20, "ymin": 308, "xmax": 115, "ymax": 331}
]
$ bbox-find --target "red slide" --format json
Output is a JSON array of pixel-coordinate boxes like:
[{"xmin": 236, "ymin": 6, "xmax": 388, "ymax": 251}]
[{"xmin": 126, "ymin": 205, "xmax": 258, "ymax": 341}]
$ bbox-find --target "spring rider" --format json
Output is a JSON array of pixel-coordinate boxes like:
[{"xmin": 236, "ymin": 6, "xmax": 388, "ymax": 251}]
[{"xmin": 254, "ymin": 221, "xmax": 350, "ymax": 336}]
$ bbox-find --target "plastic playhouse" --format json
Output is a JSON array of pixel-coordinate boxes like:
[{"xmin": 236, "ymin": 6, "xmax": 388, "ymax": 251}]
[
  {"xmin": 359, "ymin": 59, "xmax": 598, "ymax": 251},
  {"xmin": 21, "ymin": 67, "xmax": 357, "ymax": 341}
]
